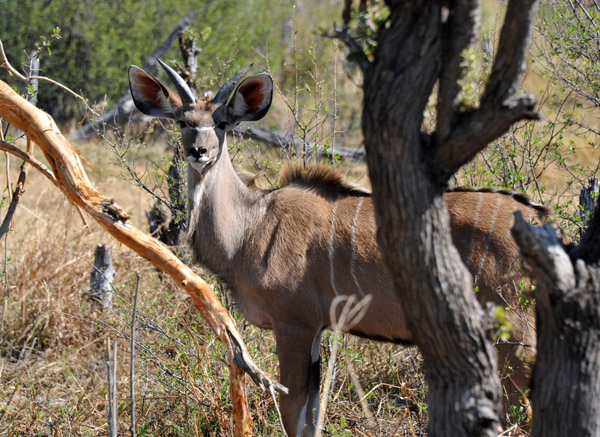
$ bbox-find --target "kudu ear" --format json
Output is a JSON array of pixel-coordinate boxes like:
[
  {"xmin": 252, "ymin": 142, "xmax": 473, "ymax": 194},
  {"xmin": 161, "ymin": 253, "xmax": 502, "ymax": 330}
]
[
  {"xmin": 128, "ymin": 65, "xmax": 182, "ymax": 119},
  {"xmin": 228, "ymin": 73, "xmax": 273, "ymax": 123}
]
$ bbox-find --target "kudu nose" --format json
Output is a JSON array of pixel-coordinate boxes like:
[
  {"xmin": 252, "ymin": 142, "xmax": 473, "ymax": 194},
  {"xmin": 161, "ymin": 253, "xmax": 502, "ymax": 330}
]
[{"xmin": 190, "ymin": 147, "xmax": 208, "ymax": 159}]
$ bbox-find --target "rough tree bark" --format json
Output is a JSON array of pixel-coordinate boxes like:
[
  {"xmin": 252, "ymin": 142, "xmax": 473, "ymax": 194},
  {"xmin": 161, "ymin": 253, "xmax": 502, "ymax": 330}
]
[
  {"xmin": 512, "ymin": 195, "xmax": 600, "ymax": 436},
  {"xmin": 353, "ymin": 1, "xmax": 539, "ymax": 435},
  {"xmin": 90, "ymin": 243, "xmax": 115, "ymax": 309}
]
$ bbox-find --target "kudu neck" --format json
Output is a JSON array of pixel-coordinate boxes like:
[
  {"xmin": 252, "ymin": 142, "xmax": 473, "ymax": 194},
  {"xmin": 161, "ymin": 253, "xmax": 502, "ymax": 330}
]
[{"xmin": 187, "ymin": 142, "xmax": 261, "ymax": 280}]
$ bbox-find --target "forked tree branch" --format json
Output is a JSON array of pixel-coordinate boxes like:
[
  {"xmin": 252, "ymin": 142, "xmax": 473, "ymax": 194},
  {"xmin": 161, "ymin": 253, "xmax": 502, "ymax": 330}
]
[
  {"xmin": 434, "ymin": 0, "xmax": 541, "ymax": 179},
  {"xmin": 436, "ymin": 0, "xmax": 481, "ymax": 143},
  {"xmin": 0, "ymin": 140, "xmax": 57, "ymax": 184},
  {"xmin": 0, "ymin": 79, "xmax": 286, "ymax": 436}
]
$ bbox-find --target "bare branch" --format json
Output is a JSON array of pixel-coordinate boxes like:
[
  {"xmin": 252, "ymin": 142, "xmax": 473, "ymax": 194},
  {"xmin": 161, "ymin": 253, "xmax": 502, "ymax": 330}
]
[
  {"xmin": 233, "ymin": 125, "xmax": 366, "ymax": 162},
  {"xmin": 482, "ymin": 0, "xmax": 538, "ymax": 104},
  {"xmin": 436, "ymin": 0, "xmax": 481, "ymax": 143},
  {"xmin": 72, "ymin": 12, "xmax": 197, "ymax": 141},
  {"xmin": 432, "ymin": 94, "xmax": 540, "ymax": 181},
  {"xmin": 329, "ymin": 24, "xmax": 371, "ymax": 73},
  {"xmin": 0, "ymin": 141, "xmax": 57, "ymax": 185},
  {"xmin": 512, "ymin": 211, "xmax": 575, "ymax": 293},
  {"xmin": 0, "ymin": 40, "xmax": 27, "ymax": 82},
  {"xmin": 0, "ymin": 159, "xmax": 27, "ymax": 240},
  {"xmin": 129, "ymin": 272, "xmax": 140, "ymax": 437},
  {"xmin": 0, "ymin": 39, "xmax": 99, "ymax": 118},
  {"xmin": 434, "ymin": 0, "xmax": 541, "ymax": 178}
]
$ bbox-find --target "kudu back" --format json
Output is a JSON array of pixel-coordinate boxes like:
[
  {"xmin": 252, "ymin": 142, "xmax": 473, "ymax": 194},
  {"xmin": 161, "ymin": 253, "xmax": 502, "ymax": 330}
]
[{"xmin": 129, "ymin": 61, "xmax": 538, "ymax": 436}]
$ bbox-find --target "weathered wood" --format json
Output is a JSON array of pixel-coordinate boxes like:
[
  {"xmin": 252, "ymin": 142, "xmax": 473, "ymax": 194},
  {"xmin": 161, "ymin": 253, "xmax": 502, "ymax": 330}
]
[
  {"xmin": 90, "ymin": 243, "xmax": 115, "ymax": 309},
  {"xmin": 72, "ymin": 12, "xmax": 197, "ymax": 141},
  {"xmin": 0, "ymin": 78, "xmax": 286, "ymax": 437},
  {"xmin": 233, "ymin": 124, "xmax": 366, "ymax": 161},
  {"xmin": 512, "ymin": 209, "xmax": 600, "ymax": 437},
  {"xmin": 177, "ymin": 29, "xmax": 201, "ymax": 89}
]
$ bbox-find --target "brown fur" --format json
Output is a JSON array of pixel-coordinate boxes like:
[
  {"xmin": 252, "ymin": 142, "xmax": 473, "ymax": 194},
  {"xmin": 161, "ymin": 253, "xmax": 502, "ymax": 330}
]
[
  {"xmin": 279, "ymin": 162, "xmax": 371, "ymax": 198},
  {"xmin": 129, "ymin": 65, "xmax": 538, "ymax": 435},
  {"xmin": 449, "ymin": 186, "xmax": 548, "ymax": 215}
]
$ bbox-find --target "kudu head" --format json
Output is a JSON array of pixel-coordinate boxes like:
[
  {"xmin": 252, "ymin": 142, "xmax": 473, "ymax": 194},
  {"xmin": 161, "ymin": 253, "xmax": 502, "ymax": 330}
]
[{"xmin": 128, "ymin": 59, "xmax": 273, "ymax": 177}]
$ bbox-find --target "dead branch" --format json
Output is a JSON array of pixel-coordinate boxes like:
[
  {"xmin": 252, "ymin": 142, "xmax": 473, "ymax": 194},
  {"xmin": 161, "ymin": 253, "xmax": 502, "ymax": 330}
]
[
  {"xmin": 0, "ymin": 141, "xmax": 56, "ymax": 184},
  {"xmin": 0, "ymin": 158, "xmax": 27, "ymax": 240},
  {"xmin": 0, "ymin": 79, "xmax": 286, "ymax": 436},
  {"xmin": 72, "ymin": 12, "xmax": 196, "ymax": 141},
  {"xmin": 0, "ymin": 39, "xmax": 99, "ymax": 118}
]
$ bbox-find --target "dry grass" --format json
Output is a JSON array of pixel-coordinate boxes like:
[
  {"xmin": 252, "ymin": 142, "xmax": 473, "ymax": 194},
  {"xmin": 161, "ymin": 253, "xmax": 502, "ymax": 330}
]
[{"xmin": 0, "ymin": 137, "xmax": 427, "ymax": 436}]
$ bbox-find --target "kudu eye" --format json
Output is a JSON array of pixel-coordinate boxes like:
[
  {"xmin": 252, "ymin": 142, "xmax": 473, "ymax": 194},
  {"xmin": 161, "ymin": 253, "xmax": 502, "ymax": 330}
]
[
  {"xmin": 216, "ymin": 121, "xmax": 228, "ymax": 131},
  {"xmin": 176, "ymin": 119, "xmax": 187, "ymax": 129}
]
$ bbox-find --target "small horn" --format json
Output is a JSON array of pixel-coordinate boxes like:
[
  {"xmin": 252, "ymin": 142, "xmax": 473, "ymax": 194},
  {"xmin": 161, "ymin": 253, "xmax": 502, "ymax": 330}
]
[
  {"xmin": 156, "ymin": 58, "xmax": 196, "ymax": 107},
  {"xmin": 212, "ymin": 64, "xmax": 254, "ymax": 105}
]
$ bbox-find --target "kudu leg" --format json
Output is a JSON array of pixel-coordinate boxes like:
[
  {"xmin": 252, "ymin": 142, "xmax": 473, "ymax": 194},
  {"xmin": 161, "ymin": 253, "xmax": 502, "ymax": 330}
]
[
  {"xmin": 497, "ymin": 342, "xmax": 534, "ymax": 426},
  {"xmin": 274, "ymin": 325, "xmax": 323, "ymax": 437}
]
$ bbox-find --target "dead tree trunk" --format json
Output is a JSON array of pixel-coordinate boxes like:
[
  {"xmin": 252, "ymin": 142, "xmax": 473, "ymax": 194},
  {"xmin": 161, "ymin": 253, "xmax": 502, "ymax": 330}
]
[
  {"xmin": 90, "ymin": 243, "xmax": 115, "ymax": 309},
  {"xmin": 352, "ymin": 1, "xmax": 540, "ymax": 435},
  {"xmin": 178, "ymin": 30, "xmax": 201, "ymax": 90},
  {"xmin": 146, "ymin": 146, "xmax": 186, "ymax": 247},
  {"xmin": 145, "ymin": 29, "xmax": 197, "ymax": 248}
]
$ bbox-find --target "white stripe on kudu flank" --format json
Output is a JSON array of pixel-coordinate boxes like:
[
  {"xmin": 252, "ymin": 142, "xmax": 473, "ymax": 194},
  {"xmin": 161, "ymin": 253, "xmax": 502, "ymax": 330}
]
[
  {"xmin": 329, "ymin": 201, "xmax": 340, "ymax": 296},
  {"xmin": 474, "ymin": 195, "xmax": 502, "ymax": 281},
  {"xmin": 466, "ymin": 192, "xmax": 484, "ymax": 265},
  {"xmin": 350, "ymin": 198, "xmax": 365, "ymax": 295}
]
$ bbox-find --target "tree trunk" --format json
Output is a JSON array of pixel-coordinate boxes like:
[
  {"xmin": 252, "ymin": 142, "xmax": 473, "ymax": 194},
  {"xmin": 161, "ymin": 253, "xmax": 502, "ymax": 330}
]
[
  {"xmin": 363, "ymin": 4, "xmax": 498, "ymax": 435},
  {"xmin": 358, "ymin": 1, "xmax": 539, "ymax": 434},
  {"xmin": 512, "ymin": 203, "xmax": 600, "ymax": 436}
]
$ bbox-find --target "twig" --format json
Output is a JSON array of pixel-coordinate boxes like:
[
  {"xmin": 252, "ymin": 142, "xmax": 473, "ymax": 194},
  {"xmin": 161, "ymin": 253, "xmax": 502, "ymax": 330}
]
[
  {"xmin": 4, "ymin": 151, "xmax": 10, "ymax": 203},
  {"xmin": 0, "ymin": 39, "xmax": 27, "ymax": 81},
  {"xmin": 402, "ymin": 383, "xmax": 418, "ymax": 437},
  {"xmin": 106, "ymin": 339, "xmax": 114, "ymax": 437},
  {"xmin": 112, "ymin": 340, "xmax": 118, "ymax": 437},
  {"xmin": 346, "ymin": 359, "xmax": 374, "ymax": 421},
  {"xmin": 0, "ymin": 156, "xmax": 28, "ymax": 239},
  {"xmin": 0, "ymin": 140, "xmax": 57, "ymax": 185},
  {"xmin": 130, "ymin": 273, "xmax": 141, "ymax": 437},
  {"xmin": 0, "ymin": 39, "xmax": 99, "ymax": 118},
  {"xmin": 269, "ymin": 384, "xmax": 288, "ymax": 437},
  {"xmin": 329, "ymin": 25, "xmax": 371, "ymax": 73}
]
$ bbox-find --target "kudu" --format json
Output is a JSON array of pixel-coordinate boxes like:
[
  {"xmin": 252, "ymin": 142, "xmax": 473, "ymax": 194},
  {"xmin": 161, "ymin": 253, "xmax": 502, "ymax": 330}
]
[{"xmin": 129, "ymin": 61, "xmax": 539, "ymax": 436}]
